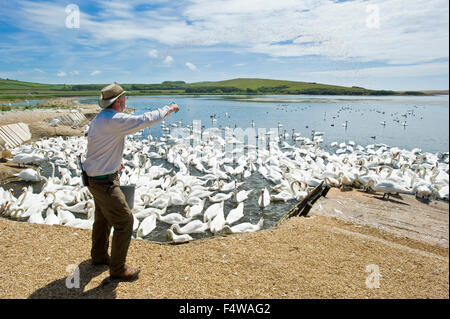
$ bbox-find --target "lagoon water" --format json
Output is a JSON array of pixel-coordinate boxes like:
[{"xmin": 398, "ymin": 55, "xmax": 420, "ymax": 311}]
[{"xmin": 82, "ymin": 94, "xmax": 449, "ymax": 153}]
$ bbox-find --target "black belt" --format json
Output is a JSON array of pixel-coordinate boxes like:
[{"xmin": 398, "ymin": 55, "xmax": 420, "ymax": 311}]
[{"xmin": 90, "ymin": 171, "xmax": 118, "ymax": 180}]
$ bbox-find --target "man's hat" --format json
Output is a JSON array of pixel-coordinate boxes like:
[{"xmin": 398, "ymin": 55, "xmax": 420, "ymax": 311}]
[{"xmin": 98, "ymin": 82, "xmax": 126, "ymax": 108}]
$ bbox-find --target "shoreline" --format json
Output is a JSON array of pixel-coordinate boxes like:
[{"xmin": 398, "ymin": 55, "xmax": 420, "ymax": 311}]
[{"xmin": 1, "ymin": 91, "xmax": 448, "ymax": 105}]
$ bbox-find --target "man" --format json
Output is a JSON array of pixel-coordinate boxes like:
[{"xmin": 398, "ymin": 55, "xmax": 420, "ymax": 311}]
[{"xmin": 83, "ymin": 82, "xmax": 178, "ymax": 281}]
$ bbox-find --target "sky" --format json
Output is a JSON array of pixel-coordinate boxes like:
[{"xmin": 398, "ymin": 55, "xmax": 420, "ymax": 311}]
[{"xmin": 0, "ymin": 0, "xmax": 448, "ymax": 90}]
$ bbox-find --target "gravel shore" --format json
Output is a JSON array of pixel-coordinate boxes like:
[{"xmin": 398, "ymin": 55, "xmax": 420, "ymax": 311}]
[{"xmin": 0, "ymin": 206, "xmax": 448, "ymax": 299}]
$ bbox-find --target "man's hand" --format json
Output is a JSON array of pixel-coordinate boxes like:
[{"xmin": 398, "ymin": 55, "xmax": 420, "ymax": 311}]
[{"xmin": 168, "ymin": 103, "xmax": 179, "ymax": 114}]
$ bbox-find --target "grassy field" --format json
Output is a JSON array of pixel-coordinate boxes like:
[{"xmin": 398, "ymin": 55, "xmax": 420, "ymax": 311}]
[
  {"xmin": 189, "ymin": 78, "xmax": 360, "ymax": 90},
  {"xmin": 0, "ymin": 77, "xmax": 440, "ymax": 103}
]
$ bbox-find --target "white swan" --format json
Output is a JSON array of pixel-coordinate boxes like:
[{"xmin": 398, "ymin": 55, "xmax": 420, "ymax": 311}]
[
  {"xmin": 184, "ymin": 199, "xmax": 206, "ymax": 218},
  {"xmin": 44, "ymin": 207, "xmax": 60, "ymax": 225},
  {"xmin": 133, "ymin": 206, "xmax": 166, "ymax": 219},
  {"xmin": 270, "ymin": 190, "xmax": 295, "ymax": 202},
  {"xmin": 208, "ymin": 192, "xmax": 233, "ymax": 203},
  {"xmin": 366, "ymin": 180, "xmax": 411, "ymax": 200},
  {"xmin": 136, "ymin": 213, "xmax": 157, "ymax": 238},
  {"xmin": 414, "ymin": 183, "xmax": 433, "ymax": 199},
  {"xmin": 28, "ymin": 208, "xmax": 45, "ymax": 224},
  {"xmin": 61, "ymin": 200, "xmax": 91, "ymax": 214},
  {"xmin": 149, "ymin": 194, "xmax": 170, "ymax": 209},
  {"xmin": 203, "ymin": 201, "xmax": 224, "ymax": 222},
  {"xmin": 356, "ymin": 166, "xmax": 379, "ymax": 191},
  {"xmin": 166, "ymin": 228, "xmax": 193, "ymax": 243},
  {"xmin": 54, "ymin": 203, "xmax": 76, "ymax": 225},
  {"xmin": 222, "ymin": 217, "xmax": 264, "ymax": 234},
  {"xmin": 258, "ymin": 188, "xmax": 270, "ymax": 208},
  {"xmin": 235, "ymin": 189, "xmax": 252, "ymax": 203},
  {"xmin": 209, "ymin": 205, "xmax": 226, "ymax": 234},
  {"xmin": 45, "ymin": 189, "xmax": 80, "ymax": 206},
  {"xmin": 11, "ymin": 153, "xmax": 34, "ymax": 167},
  {"xmin": 14, "ymin": 167, "xmax": 44, "ymax": 182},
  {"xmin": 220, "ymin": 180, "xmax": 241, "ymax": 192},
  {"xmin": 170, "ymin": 219, "xmax": 209, "ymax": 234},
  {"xmin": 65, "ymin": 202, "xmax": 95, "ymax": 229},
  {"xmin": 323, "ymin": 175, "xmax": 341, "ymax": 188},
  {"xmin": 225, "ymin": 202, "xmax": 244, "ymax": 225},
  {"xmin": 154, "ymin": 211, "xmax": 191, "ymax": 225},
  {"xmin": 436, "ymin": 185, "xmax": 449, "ymax": 201}
]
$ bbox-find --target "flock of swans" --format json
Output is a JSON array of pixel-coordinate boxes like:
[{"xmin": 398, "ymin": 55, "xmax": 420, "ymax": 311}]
[{"xmin": 0, "ymin": 116, "xmax": 448, "ymax": 243}]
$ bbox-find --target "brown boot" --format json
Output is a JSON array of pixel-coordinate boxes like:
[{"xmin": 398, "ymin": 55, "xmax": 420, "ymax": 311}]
[{"xmin": 110, "ymin": 265, "xmax": 141, "ymax": 281}]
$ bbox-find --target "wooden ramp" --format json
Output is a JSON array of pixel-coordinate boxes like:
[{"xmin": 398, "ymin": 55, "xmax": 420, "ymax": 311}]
[
  {"xmin": 0, "ymin": 122, "xmax": 31, "ymax": 150},
  {"xmin": 44, "ymin": 111, "xmax": 87, "ymax": 127},
  {"xmin": 276, "ymin": 181, "xmax": 331, "ymax": 226}
]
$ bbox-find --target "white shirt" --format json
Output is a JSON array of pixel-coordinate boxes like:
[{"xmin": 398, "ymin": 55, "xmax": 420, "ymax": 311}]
[{"xmin": 84, "ymin": 106, "xmax": 170, "ymax": 176}]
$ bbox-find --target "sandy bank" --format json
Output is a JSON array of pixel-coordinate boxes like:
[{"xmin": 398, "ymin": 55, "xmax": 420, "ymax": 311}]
[{"xmin": 0, "ymin": 201, "xmax": 448, "ymax": 299}]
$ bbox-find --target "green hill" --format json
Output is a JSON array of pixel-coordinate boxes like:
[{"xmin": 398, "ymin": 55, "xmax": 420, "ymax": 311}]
[
  {"xmin": 189, "ymin": 78, "xmax": 344, "ymax": 90},
  {"xmin": 186, "ymin": 78, "xmax": 374, "ymax": 95},
  {"xmin": 0, "ymin": 77, "xmax": 427, "ymax": 102},
  {"xmin": 0, "ymin": 79, "xmax": 63, "ymax": 90}
]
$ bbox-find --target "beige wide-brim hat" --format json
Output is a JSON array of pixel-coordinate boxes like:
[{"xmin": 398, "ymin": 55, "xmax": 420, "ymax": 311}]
[{"xmin": 98, "ymin": 82, "xmax": 126, "ymax": 108}]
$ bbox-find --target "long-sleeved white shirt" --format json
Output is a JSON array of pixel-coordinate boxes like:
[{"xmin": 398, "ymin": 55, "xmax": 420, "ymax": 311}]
[{"xmin": 84, "ymin": 105, "xmax": 170, "ymax": 176}]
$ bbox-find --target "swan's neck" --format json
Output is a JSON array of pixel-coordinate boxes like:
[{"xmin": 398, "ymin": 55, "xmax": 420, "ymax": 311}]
[
  {"xmin": 45, "ymin": 191, "xmax": 56, "ymax": 203},
  {"xmin": 18, "ymin": 189, "xmax": 28, "ymax": 206}
]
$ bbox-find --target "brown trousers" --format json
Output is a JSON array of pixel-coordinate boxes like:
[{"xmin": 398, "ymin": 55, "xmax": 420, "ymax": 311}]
[{"xmin": 87, "ymin": 173, "xmax": 133, "ymax": 275}]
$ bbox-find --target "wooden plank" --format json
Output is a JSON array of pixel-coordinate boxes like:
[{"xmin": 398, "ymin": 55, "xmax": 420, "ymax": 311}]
[
  {"xmin": 0, "ymin": 127, "xmax": 21, "ymax": 147},
  {"xmin": 11, "ymin": 124, "xmax": 29, "ymax": 143},
  {"xmin": 0, "ymin": 128, "xmax": 14, "ymax": 147},
  {"xmin": 5, "ymin": 124, "xmax": 26, "ymax": 143},
  {"xmin": 16, "ymin": 123, "xmax": 31, "ymax": 140},
  {"xmin": 276, "ymin": 181, "xmax": 330, "ymax": 226},
  {"xmin": 0, "ymin": 123, "xmax": 31, "ymax": 149}
]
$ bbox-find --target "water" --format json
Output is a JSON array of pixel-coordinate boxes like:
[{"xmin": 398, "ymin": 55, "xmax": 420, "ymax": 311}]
[
  {"xmin": 7, "ymin": 99, "xmax": 48, "ymax": 107},
  {"xmin": 81, "ymin": 94, "xmax": 449, "ymax": 153}
]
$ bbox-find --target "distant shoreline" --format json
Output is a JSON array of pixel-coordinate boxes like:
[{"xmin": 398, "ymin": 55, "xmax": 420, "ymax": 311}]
[
  {"xmin": 1, "ymin": 91, "xmax": 448, "ymax": 105},
  {"xmin": 1, "ymin": 78, "xmax": 448, "ymax": 104}
]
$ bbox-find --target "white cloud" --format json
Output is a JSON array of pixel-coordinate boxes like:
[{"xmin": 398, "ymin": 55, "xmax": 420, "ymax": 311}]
[
  {"xmin": 306, "ymin": 62, "xmax": 449, "ymax": 79},
  {"xmin": 57, "ymin": 71, "xmax": 66, "ymax": 77},
  {"xmin": 185, "ymin": 62, "xmax": 197, "ymax": 70},
  {"xmin": 12, "ymin": 0, "xmax": 450, "ymax": 67},
  {"xmin": 297, "ymin": 61, "xmax": 449, "ymax": 90},
  {"xmin": 91, "ymin": 70, "xmax": 101, "ymax": 75},
  {"xmin": 148, "ymin": 49, "xmax": 158, "ymax": 58},
  {"xmin": 163, "ymin": 55, "xmax": 174, "ymax": 65},
  {"xmin": 70, "ymin": 70, "xmax": 79, "ymax": 76}
]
